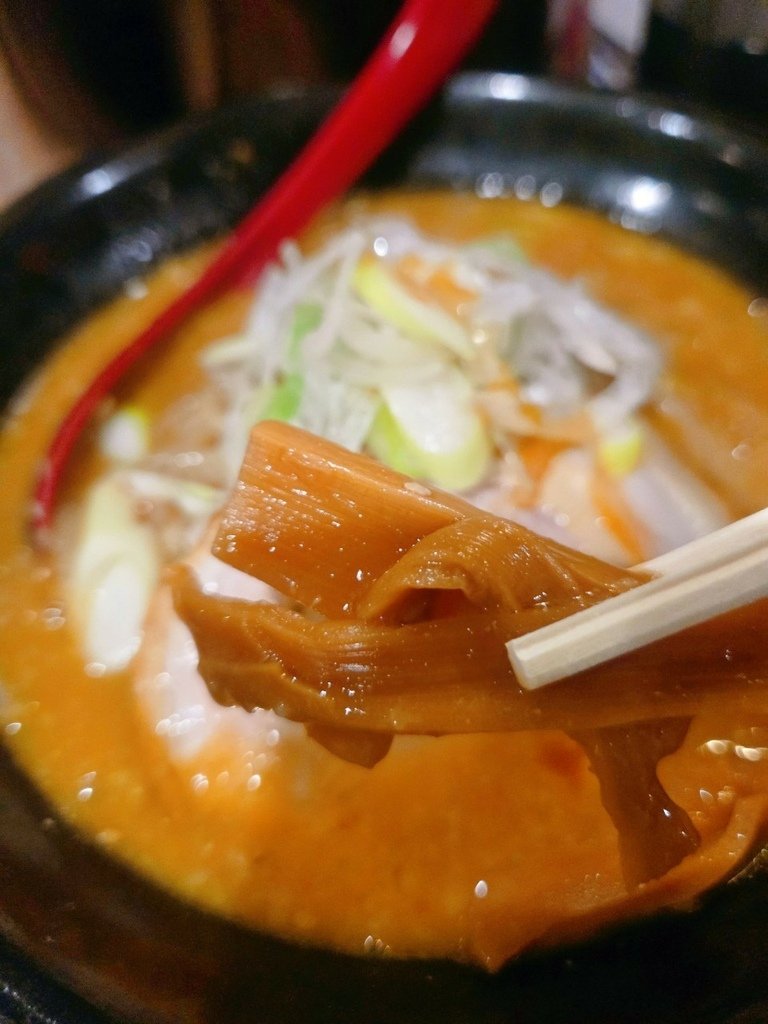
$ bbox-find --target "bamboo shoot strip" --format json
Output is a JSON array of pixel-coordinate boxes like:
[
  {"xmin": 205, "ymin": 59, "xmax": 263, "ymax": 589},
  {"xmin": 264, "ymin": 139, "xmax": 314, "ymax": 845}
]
[
  {"xmin": 508, "ymin": 507, "xmax": 768, "ymax": 690},
  {"xmin": 213, "ymin": 420, "xmax": 475, "ymax": 617},
  {"xmin": 175, "ymin": 421, "xmax": 768, "ymax": 735}
]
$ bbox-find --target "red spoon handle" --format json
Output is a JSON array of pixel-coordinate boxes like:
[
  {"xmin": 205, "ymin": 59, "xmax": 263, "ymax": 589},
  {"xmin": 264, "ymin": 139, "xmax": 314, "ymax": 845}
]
[
  {"xmin": 32, "ymin": 0, "xmax": 498, "ymax": 538},
  {"xmin": 228, "ymin": 0, "xmax": 499, "ymax": 284}
]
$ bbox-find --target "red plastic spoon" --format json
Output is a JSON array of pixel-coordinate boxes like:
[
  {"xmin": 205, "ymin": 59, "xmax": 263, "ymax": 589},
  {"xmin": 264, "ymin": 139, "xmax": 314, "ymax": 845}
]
[{"xmin": 31, "ymin": 0, "xmax": 498, "ymax": 539}]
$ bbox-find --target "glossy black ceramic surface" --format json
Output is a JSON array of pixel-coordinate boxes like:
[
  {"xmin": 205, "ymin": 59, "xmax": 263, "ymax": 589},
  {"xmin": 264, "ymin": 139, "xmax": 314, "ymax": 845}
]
[{"xmin": 0, "ymin": 75, "xmax": 767, "ymax": 1024}]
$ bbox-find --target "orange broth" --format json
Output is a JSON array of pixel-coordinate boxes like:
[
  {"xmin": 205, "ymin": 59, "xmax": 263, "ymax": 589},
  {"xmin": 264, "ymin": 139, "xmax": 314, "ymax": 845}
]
[{"xmin": 1, "ymin": 193, "xmax": 768, "ymax": 970}]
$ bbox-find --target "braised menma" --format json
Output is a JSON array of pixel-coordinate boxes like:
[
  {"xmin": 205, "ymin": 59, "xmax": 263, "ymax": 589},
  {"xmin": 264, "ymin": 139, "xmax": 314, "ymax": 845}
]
[{"xmin": 1, "ymin": 192, "xmax": 767, "ymax": 970}]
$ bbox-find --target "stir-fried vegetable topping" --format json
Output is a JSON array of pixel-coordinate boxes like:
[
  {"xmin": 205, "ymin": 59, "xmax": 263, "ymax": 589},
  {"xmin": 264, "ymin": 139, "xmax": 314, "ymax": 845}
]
[{"xmin": 201, "ymin": 218, "xmax": 665, "ymax": 493}]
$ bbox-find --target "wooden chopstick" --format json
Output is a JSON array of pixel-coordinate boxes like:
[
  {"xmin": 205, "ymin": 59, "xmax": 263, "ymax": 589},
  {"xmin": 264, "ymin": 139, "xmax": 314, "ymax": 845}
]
[{"xmin": 507, "ymin": 507, "xmax": 768, "ymax": 690}]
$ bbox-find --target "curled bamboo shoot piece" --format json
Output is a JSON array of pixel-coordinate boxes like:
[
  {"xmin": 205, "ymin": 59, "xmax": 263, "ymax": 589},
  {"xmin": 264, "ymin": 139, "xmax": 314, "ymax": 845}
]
[{"xmin": 171, "ymin": 421, "xmax": 768, "ymax": 881}]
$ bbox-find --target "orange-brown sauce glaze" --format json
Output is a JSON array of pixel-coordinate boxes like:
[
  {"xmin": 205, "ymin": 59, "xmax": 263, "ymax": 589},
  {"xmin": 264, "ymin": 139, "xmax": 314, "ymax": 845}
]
[{"xmin": 1, "ymin": 194, "xmax": 768, "ymax": 970}]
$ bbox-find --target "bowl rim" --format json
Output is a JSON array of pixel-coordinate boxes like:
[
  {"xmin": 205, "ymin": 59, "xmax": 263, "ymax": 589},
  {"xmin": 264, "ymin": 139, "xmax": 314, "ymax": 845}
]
[{"xmin": 2, "ymin": 71, "xmax": 767, "ymax": 240}]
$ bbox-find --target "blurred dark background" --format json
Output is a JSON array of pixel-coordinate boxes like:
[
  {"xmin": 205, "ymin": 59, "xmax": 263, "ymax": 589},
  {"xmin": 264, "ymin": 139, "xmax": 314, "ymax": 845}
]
[
  {"xmin": 0, "ymin": 1, "xmax": 549, "ymax": 145},
  {"xmin": 0, "ymin": 0, "xmax": 765, "ymax": 207}
]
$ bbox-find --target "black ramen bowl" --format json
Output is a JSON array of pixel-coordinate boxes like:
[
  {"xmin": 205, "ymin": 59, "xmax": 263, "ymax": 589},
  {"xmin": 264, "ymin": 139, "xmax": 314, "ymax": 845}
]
[{"xmin": 1, "ymin": 74, "xmax": 767, "ymax": 1024}]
